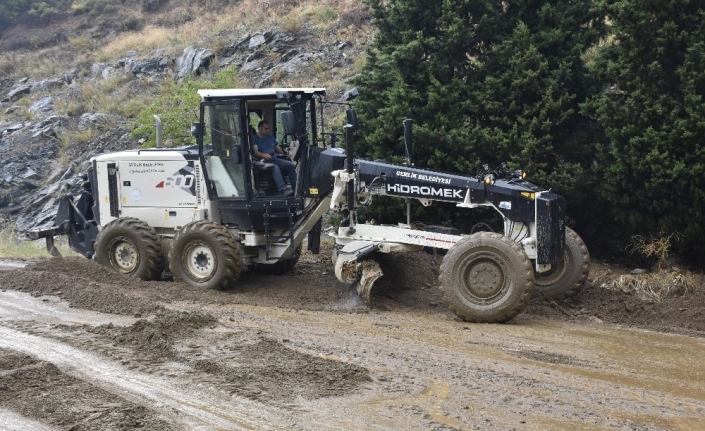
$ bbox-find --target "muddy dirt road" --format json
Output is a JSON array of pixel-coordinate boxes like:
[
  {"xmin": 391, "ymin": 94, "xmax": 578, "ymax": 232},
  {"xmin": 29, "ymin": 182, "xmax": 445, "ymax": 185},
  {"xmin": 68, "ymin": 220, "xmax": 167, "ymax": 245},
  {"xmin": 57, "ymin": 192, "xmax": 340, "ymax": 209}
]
[{"xmin": 0, "ymin": 248, "xmax": 704, "ymax": 430}]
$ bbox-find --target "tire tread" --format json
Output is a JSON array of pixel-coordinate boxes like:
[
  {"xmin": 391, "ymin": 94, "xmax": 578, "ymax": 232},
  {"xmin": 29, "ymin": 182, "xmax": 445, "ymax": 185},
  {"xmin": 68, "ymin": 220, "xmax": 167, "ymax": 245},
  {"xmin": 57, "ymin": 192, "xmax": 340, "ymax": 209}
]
[
  {"xmin": 438, "ymin": 232, "xmax": 533, "ymax": 323},
  {"xmin": 169, "ymin": 221, "xmax": 241, "ymax": 290},
  {"xmin": 94, "ymin": 217, "xmax": 163, "ymax": 280}
]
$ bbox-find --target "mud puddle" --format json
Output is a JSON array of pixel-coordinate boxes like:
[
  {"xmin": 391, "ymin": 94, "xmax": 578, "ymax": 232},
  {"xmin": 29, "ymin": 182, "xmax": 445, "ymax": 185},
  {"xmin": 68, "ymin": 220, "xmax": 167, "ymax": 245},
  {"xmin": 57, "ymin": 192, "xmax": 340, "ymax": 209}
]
[{"xmin": 0, "ymin": 290, "xmax": 136, "ymax": 326}]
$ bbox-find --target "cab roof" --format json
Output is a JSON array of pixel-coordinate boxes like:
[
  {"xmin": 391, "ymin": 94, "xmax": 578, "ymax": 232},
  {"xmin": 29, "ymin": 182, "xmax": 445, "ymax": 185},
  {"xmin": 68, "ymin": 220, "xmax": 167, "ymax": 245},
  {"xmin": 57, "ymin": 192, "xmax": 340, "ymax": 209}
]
[{"xmin": 198, "ymin": 88, "xmax": 326, "ymax": 101}]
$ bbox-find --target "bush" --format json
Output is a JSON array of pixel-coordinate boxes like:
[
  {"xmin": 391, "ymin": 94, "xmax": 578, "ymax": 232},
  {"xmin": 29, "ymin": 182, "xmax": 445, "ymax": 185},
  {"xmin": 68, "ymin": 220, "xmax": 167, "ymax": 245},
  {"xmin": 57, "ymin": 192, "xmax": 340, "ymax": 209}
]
[
  {"xmin": 28, "ymin": 1, "xmax": 59, "ymax": 22},
  {"xmin": 130, "ymin": 67, "xmax": 242, "ymax": 147},
  {"xmin": 141, "ymin": 0, "xmax": 160, "ymax": 12}
]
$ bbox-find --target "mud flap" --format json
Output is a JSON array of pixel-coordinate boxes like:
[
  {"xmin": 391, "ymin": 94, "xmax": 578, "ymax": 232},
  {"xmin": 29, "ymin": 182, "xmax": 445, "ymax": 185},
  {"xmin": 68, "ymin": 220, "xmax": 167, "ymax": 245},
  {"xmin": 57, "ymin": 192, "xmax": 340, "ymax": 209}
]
[{"xmin": 334, "ymin": 241, "xmax": 383, "ymax": 303}]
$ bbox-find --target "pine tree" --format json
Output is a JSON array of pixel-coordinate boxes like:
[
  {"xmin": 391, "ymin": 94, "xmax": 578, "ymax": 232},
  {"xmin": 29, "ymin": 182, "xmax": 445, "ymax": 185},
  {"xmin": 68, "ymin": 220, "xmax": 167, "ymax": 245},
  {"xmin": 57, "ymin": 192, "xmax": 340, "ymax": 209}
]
[
  {"xmin": 353, "ymin": 0, "xmax": 605, "ymax": 229},
  {"xmin": 587, "ymin": 0, "xmax": 705, "ymax": 262}
]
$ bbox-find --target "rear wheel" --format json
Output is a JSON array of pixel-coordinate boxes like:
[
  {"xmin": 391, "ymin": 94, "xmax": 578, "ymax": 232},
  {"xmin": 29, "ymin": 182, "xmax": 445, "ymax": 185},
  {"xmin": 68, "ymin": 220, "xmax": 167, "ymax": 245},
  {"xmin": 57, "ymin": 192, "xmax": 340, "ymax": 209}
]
[
  {"xmin": 533, "ymin": 227, "xmax": 590, "ymax": 299},
  {"xmin": 439, "ymin": 232, "xmax": 533, "ymax": 323},
  {"xmin": 169, "ymin": 221, "xmax": 241, "ymax": 290},
  {"xmin": 94, "ymin": 217, "xmax": 163, "ymax": 280}
]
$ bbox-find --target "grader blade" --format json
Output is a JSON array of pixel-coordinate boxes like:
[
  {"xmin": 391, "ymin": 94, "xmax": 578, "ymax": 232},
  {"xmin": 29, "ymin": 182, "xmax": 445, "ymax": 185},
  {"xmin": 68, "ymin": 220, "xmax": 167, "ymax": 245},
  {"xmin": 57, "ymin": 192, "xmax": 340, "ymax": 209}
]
[{"xmin": 356, "ymin": 259, "xmax": 383, "ymax": 303}]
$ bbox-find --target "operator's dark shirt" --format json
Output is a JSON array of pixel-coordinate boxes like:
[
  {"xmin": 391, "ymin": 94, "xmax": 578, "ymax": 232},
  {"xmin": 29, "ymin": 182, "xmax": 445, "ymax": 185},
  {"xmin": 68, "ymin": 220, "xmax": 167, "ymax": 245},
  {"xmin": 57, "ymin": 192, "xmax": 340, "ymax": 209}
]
[{"xmin": 252, "ymin": 134, "xmax": 277, "ymax": 156}]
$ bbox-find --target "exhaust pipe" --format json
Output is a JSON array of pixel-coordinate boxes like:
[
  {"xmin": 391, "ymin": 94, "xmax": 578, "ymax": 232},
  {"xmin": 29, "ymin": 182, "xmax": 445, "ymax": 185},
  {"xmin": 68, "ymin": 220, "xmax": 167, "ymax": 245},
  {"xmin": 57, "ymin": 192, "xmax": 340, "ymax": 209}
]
[
  {"xmin": 403, "ymin": 118, "xmax": 413, "ymax": 165},
  {"xmin": 344, "ymin": 124, "xmax": 355, "ymax": 234},
  {"xmin": 153, "ymin": 115, "xmax": 162, "ymax": 148},
  {"xmin": 403, "ymin": 119, "xmax": 413, "ymax": 225}
]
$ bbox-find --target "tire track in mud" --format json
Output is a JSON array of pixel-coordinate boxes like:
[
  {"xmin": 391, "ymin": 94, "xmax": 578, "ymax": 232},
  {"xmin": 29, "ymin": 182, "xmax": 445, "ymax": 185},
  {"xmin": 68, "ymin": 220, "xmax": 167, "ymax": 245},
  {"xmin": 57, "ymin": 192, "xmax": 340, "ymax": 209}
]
[
  {"xmin": 191, "ymin": 304, "xmax": 705, "ymax": 430},
  {"xmin": 0, "ymin": 325, "xmax": 295, "ymax": 431}
]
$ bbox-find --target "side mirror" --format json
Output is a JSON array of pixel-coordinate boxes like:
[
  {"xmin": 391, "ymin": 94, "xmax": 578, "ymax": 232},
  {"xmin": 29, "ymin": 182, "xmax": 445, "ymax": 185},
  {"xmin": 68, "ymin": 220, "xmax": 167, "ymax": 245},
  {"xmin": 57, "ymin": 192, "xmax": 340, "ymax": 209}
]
[
  {"xmin": 232, "ymin": 144, "xmax": 243, "ymax": 164},
  {"xmin": 346, "ymin": 109, "xmax": 358, "ymax": 132},
  {"xmin": 281, "ymin": 110, "xmax": 298, "ymax": 136},
  {"xmin": 191, "ymin": 122, "xmax": 202, "ymax": 137}
]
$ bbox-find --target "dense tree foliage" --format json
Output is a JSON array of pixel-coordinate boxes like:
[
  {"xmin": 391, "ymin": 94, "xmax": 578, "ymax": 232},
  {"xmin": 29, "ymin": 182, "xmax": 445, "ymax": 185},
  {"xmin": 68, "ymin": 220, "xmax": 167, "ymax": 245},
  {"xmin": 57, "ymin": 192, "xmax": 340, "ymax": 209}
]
[
  {"xmin": 354, "ymin": 0, "xmax": 705, "ymax": 264},
  {"xmin": 353, "ymin": 0, "xmax": 606, "ymax": 231},
  {"xmin": 586, "ymin": 0, "xmax": 705, "ymax": 261}
]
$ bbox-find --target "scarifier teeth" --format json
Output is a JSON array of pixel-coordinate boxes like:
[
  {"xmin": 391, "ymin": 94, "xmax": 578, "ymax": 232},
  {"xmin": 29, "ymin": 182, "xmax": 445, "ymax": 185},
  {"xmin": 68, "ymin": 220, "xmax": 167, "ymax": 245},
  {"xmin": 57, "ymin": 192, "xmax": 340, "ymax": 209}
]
[{"xmin": 356, "ymin": 260, "xmax": 383, "ymax": 303}]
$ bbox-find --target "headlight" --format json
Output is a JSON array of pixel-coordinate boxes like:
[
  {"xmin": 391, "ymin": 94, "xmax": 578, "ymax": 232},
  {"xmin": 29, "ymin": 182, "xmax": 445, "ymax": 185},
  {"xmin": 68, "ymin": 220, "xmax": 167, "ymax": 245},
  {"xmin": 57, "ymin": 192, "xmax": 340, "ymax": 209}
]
[{"xmin": 484, "ymin": 174, "xmax": 495, "ymax": 185}]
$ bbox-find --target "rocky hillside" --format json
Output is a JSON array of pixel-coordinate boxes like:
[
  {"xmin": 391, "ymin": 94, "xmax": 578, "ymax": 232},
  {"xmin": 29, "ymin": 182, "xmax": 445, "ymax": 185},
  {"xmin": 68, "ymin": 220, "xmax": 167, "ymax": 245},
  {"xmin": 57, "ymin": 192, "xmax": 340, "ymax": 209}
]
[{"xmin": 0, "ymin": 0, "xmax": 372, "ymax": 235}]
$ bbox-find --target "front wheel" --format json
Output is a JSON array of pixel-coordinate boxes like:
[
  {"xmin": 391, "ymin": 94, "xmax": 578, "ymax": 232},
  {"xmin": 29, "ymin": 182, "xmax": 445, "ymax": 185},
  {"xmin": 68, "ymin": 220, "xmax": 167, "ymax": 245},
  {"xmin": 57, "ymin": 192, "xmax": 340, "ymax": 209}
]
[
  {"xmin": 94, "ymin": 217, "xmax": 163, "ymax": 280},
  {"xmin": 439, "ymin": 232, "xmax": 533, "ymax": 323},
  {"xmin": 169, "ymin": 221, "xmax": 241, "ymax": 290},
  {"xmin": 533, "ymin": 227, "xmax": 590, "ymax": 299}
]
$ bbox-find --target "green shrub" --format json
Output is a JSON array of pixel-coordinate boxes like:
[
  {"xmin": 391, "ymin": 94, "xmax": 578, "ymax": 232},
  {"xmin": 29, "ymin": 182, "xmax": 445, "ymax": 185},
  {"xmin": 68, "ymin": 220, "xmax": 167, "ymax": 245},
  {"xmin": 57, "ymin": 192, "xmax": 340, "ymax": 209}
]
[
  {"xmin": 130, "ymin": 67, "xmax": 242, "ymax": 147},
  {"xmin": 141, "ymin": 0, "xmax": 160, "ymax": 12},
  {"xmin": 314, "ymin": 6, "xmax": 337, "ymax": 24},
  {"xmin": 28, "ymin": 1, "xmax": 59, "ymax": 21}
]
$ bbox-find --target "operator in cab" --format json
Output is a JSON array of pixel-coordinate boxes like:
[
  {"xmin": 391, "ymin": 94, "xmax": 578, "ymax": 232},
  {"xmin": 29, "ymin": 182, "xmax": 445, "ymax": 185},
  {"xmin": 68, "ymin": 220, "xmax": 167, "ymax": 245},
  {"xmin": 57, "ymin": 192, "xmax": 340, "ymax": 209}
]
[{"xmin": 252, "ymin": 120, "xmax": 297, "ymax": 196}]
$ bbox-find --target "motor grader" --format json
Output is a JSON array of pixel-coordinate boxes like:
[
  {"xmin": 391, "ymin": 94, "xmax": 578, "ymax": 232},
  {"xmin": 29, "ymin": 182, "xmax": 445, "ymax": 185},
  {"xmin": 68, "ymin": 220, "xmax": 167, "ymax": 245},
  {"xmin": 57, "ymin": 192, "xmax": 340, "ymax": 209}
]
[{"xmin": 30, "ymin": 87, "xmax": 589, "ymax": 323}]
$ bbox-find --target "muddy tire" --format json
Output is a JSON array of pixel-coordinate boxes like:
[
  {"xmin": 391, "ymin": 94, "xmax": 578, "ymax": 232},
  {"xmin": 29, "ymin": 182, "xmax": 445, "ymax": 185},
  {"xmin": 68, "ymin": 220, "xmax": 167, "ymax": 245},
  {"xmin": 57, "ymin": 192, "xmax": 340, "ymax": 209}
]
[
  {"xmin": 439, "ymin": 232, "xmax": 534, "ymax": 323},
  {"xmin": 533, "ymin": 227, "xmax": 590, "ymax": 299},
  {"xmin": 94, "ymin": 217, "xmax": 163, "ymax": 280},
  {"xmin": 169, "ymin": 221, "xmax": 241, "ymax": 290},
  {"xmin": 331, "ymin": 244, "xmax": 342, "ymax": 267}
]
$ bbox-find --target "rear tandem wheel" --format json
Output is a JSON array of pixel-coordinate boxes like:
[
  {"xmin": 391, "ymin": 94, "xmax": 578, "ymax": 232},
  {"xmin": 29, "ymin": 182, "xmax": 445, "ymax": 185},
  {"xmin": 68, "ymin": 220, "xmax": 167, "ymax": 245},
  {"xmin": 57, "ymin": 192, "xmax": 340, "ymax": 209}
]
[
  {"xmin": 94, "ymin": 217, "xmax": 163, "ymax": 280},
  {"xmin": 533, "ymin": 227, "xmax": 590, "ymax": 299},
  {"xmin": 168, "ymin": 221, "xmax": 242, "ymax": 290},
  {"xmin": 438, "ymin": 232, "xmax": 534, "ymax": 323}
]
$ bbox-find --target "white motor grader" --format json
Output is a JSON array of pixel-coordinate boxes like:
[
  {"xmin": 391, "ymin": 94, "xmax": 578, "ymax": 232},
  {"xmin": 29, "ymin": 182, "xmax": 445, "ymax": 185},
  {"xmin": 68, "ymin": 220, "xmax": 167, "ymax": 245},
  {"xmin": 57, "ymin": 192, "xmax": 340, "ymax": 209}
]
[{"xmin": 30, "ymin": 87, "xmax": 589, "ymax": 323}]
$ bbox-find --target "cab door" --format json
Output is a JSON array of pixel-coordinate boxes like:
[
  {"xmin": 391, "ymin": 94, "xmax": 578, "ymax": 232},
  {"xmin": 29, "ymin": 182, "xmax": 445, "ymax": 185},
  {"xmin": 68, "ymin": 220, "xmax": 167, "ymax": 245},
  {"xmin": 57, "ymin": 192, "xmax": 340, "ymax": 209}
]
[{"xmin": 199, "ymin": 100, "xmax": 249, "ymax": 199}]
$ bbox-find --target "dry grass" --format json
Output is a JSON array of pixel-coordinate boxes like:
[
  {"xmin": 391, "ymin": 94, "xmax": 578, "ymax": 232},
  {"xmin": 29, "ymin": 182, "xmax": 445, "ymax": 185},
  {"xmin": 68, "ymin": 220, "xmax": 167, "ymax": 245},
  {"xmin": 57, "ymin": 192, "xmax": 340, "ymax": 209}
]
[
  {"xmin": 68, "ymin": 35, "xmax": 95, "ymax": 52},
  {"xmin": 3, "ymin": 0, "xmax": 371, "ymax": 80},
  {"xmin": 55, "ymin": 128, "xmax": 99, "ymax": 164},
  {"xmin": 7, "ymin": 45, "xmax": 88, "ymax": 79},
  {"xmin": 0, "ymin": 219, "xmax": 50, "ymax": 258},
  {"xmin": 591, "ymin": 262, "xmax": 699, "ymax": 302},
  {"xmin": 627, "ymin": 231, "xmax": 683, "ymax": 268},
  {"xmin": 0, "ymin": 218, "xmax": 82, "ymax": 258},
  {"xmin": 606, "ymin": 272, "xmax": 697, "ymax": 302},
  {"xmin": 53, "ymin": 76, "xmax": 146, "ymax": 120},
  {"xmin": 100, "ymin": 26, "xmax": 175, "ymax": 59},
  {"xmin": 279, "ymin": 14, "xmax": 307, "ymax": 34}
]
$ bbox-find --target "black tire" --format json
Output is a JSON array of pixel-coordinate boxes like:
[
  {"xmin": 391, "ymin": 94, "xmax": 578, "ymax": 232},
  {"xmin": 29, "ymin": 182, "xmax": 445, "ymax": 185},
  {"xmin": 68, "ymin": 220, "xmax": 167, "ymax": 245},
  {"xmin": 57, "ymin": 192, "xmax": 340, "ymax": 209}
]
[
  {"xmin": 169, "ymin": 221, "xmax": 241, "ymax": 290},
  {"xmin": 94, "ymin": 217, "xmax": 163, "ymax": 280},
  {"xmin": 533, "ymin": 227, "xmax": 590, "ymax": 299},
  {"xmin": 439, "ymin": 232, "xmax": 534, "ymax": 323}
]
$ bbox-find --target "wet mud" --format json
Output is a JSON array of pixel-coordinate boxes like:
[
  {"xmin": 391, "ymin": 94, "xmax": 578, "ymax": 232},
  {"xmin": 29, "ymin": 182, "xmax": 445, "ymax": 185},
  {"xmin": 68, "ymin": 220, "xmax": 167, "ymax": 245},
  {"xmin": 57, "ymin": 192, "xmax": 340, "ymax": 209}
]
[
  {"xmin": 0, "ymin": 244, "xmax": 704, "ymax": 429},
  {"xmin": 0, "ymin": 348, "xmax": 175, "ymax": 431}
]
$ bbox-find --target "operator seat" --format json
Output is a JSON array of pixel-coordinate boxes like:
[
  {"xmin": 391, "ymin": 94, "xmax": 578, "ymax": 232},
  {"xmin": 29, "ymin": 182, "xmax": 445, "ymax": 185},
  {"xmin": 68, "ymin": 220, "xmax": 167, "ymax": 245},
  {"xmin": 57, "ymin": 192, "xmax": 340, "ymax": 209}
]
[{"xmin": 251, "ymin": 157, "xmax": 278, "ymax": 196}]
